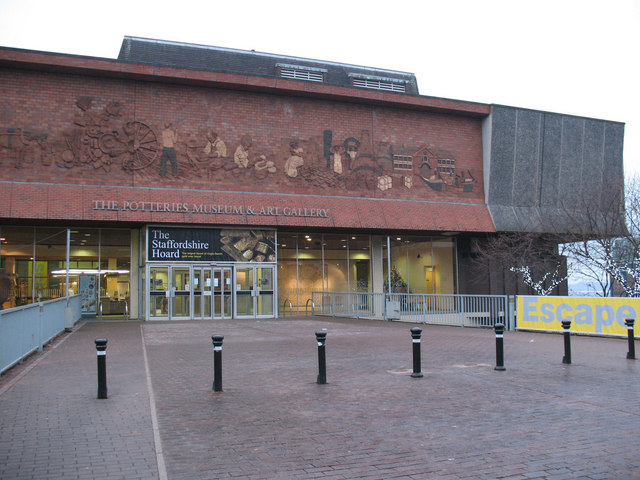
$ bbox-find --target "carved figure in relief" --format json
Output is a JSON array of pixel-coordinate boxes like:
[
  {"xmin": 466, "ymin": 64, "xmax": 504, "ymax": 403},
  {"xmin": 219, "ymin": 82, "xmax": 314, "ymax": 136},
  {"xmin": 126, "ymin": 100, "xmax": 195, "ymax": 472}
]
[
  {"xmin": 234, "ymin": 135, "xmax": 252, "ymax": 168},
  {"xmin": 160, "ymin": 123, "xmax": 179, "ymax": 176},
  {"xmin": 330, "ymin": 145, "xmax": 345, "ymax": 174},
  {"xmin": 0, "ymin": 128, "xmax": 48, "ymax": 168},
  {"xmin": 284, "ymin": 139, "xmax": 304, "ymax": 178},
  {"xmin": 204, "ymin": 131, "xmax": 227, "ymax": 158},
  {"xmin": 11, "ymin": 94, "xmax": 480, "ymax": 196},
  {"xmin": 343, "ymin": 137, "xmax": 360, "ymax": 171}
]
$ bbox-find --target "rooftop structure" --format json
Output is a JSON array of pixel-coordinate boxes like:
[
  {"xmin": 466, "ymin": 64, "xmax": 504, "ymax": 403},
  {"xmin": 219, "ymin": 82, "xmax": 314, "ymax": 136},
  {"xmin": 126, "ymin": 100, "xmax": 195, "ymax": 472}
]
[{"xmin": 118, "ymin": 36, "xmax": 420, "ymax": 95}]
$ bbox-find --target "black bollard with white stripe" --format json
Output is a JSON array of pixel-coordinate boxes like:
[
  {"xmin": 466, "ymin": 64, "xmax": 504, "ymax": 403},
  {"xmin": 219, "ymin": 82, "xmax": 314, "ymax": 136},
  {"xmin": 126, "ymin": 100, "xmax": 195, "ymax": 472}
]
[
  {"xmin": 95, "ymin": 338, "xmax": 108, "ymax": 399},
  {"xmin": 315, "ymin": 331, "xmax": 327, "ymax": 384},
  {"xmin": 561, "ymin": 319, "xmax": 572, "ymax": 364},
  {"xmin": 410, "ymin": 326, "xmax": 423, "ymax": 378},
  {"xmin": 211, "ymin": 334, "xmax": 224, "ymax": 392},
  {"xmin": 625, "ymin": 319, "xmax": 636, "ymax": 360},
  {"xmin": 494, "ymin": 323, "xmax": 506, "ymax": 371}
]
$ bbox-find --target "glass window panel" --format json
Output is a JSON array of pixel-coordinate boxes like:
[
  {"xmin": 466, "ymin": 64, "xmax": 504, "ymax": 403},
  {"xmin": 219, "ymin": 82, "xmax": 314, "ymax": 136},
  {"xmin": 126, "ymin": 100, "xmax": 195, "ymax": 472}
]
[
  {"xmin": 277, "ymin": 233, "xmax": 299, "ymax": 312},
  {"xmin": 407, "ymin": 237, "xmax": 431, "ymax": 294},
  {"xmin": 323, "ymin": 234, "xmax": 348, "ymax": 292},
  {"xmin": 297, "ymin": 233, "xmax": 324, "ymax": 306},
  {"xmin": 1, "ymin": 226, "xmax": 34, "ymax": 308},
  {"xmin": 348, "ymin": 235, "xmax": 371, "ymax": 293},
  {"xmin": 432, "ymin": 238, "xmax": 457, "ymax": 294},
  {"xmin": 31, "ymin": 228, "xmax": 66, "ymax": 301},
  {"xmin": 388, "ymin": 236, "xmax": 409, "ymax": 293},
  {"xmin": 1, "ymin": 226, "xmax": 131, "ymax": 312},
  {"xmin": 100, "ymin": 229, "xmax": 131, "ymax": 304}
]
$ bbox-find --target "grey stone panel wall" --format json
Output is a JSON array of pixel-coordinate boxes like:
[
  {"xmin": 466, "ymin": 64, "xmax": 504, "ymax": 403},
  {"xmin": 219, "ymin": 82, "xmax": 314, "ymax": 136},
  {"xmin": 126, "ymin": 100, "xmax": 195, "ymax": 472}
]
[
  {"xmin": 582, "ymin": 119, "xmax": 605, "ymax": 203},
  {"xmin": 539, "ymin": 113, "xmax": 562, "ymax": 208},
  {"xmin": 484, "ymin": 107, "xmax": 516, "ymax": 205},
  {"xmin": 513, "ymin": 109, "xmax": 542, "ymax": 207},
  {"xmin": 602, "ymin": 122, "xmax": 625, "ymax": 209},
  {"xmin": 483, "ymin": 105, "xmax": 625, "ymax": 233},
  {"xmin": 558, "ymin": 116, "xmax": 585, "ymax": 207}
]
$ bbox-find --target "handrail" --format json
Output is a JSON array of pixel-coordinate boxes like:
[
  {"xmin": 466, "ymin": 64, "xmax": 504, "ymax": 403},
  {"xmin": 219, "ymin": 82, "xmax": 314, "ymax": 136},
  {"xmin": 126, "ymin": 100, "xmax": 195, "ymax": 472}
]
[
  {"xmin": 305, "ymin": 298, "xmax": 316, "ymax": 315},
  {"xmin": 282, "ymin": 298, "xmax": 293, "ymax": 315},
  {"xmin": 98, "ymin": 301, "xmax": 103, "ymax": 321},
  {"xmin": 123, "ymin": 301, "xmax": 129, "ymax": 321},
  {"xmin": 310, "ymin": 292, "xmax": 512, "ymax": 328}
]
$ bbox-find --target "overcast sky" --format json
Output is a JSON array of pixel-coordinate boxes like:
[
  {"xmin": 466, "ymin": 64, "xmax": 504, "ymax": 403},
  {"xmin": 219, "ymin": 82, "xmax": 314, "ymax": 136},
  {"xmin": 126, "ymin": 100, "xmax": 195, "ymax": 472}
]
[{"xmin": 1, "ymin": 0, "xmax": 638, "ymax": 173}]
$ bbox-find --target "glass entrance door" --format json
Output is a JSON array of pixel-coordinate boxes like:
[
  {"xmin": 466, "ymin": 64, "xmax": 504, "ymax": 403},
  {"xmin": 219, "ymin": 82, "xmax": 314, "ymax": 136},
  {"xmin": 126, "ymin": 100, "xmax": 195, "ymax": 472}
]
[
  {"xmin": 149, "ymin": 266, "xmax": 169, "ymax": 319},
  {"xmin": 193, "ymin": 267, "xmax": 211, "ymax": 319},
  {"xmin": 213, "ymin": 267, "xmax": 233, "ymax": 319},
  {"xmin": 171, "ymin": 267, "xmax": 191, "ymax": 319},
  {"xmin": 148, "ymin": 264, "xmax": 274, "ymax": 320},
  {"xmin": 235, "ymin": 265, "xmax": 275, "ymax": 318},
  {"xmin": 256, "ymin": 266, "xmax": 275, "ymax": 317},
  {"xmin": 148, "ymin": 265, "xmax": 190, "ymax": 320},
  {"xmin": 188, "ymin": 266, "xmax": 234, "ymax": 320}
]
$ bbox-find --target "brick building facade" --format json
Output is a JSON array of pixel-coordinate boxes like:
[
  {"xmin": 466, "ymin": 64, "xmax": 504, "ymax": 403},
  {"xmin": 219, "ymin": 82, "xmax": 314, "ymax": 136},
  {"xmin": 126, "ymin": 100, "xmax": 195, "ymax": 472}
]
[{"xmin": 0, "ymin": 37, "xmax": 625, "ymax": 320}]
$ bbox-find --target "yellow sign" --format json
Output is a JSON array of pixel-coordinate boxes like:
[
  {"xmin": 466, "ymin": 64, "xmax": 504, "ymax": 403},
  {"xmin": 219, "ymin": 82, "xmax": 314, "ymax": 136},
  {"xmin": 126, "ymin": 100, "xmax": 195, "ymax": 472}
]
[{"xmin": 517, "ymin": 296, "xmax": 639, "ymax": 336}]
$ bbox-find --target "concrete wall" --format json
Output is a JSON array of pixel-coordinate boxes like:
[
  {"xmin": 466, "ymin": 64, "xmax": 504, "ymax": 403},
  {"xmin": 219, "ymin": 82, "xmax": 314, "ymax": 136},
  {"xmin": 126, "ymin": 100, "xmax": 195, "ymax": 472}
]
[{"xmin": 483, "ymin": 105, "xmax": 625, "ymax": 233}]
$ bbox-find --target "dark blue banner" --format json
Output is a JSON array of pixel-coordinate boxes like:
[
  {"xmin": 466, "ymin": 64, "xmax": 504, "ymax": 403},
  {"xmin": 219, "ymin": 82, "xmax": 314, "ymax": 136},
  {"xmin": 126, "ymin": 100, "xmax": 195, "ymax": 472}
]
[{"xmin": 147, "ymin": 227, "xmax": 276, "ymax": 262}]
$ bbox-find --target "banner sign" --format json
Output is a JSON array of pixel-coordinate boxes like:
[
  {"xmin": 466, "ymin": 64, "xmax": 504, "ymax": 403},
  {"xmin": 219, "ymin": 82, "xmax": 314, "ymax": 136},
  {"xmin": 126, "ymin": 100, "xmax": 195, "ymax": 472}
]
[
  {"xmin": 517, "ymin": 296, "xmax": 639, "ymax": 336},
  {"xmin": 147, "ymin": 227, "xmax": 276, "ymax": 263},
  {"xmin": 79, "ymin": 274, "xmax": 97, "ymax": 314}
]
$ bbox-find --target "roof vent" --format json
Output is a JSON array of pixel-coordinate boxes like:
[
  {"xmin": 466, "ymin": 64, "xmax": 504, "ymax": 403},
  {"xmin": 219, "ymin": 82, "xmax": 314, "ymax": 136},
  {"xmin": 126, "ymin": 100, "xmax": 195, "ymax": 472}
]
[{"xmin": 276, "ymin": 63, "xmax": 326, "ymax": 83}]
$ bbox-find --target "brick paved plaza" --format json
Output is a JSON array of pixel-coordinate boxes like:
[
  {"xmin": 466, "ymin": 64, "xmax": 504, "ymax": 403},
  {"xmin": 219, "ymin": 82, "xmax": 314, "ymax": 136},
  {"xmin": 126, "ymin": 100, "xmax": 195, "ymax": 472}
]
[{"xmin": 1, "ymin": 317, "xmax": 638, "ymax": 479}]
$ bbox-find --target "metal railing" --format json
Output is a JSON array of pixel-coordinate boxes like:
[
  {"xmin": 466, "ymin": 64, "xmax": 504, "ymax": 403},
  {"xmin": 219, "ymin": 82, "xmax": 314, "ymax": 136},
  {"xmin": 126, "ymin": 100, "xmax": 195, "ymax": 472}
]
[
  {"xmin": 277, "ymin": 298, "xmax": 318, "ymax": 316},
  {"xmin": 0, "ymin": 295, "xmax": 81, "ymax": 375},
  {"xmin": 311, "ymin": 292, "xmax": 376, "ymax": 319},
  {"xmin": 305, "ymin": 298, "xmax": 316, "ymax": 315},
  {"xmin": 280, "ymin": 298, "xmax": 293, "ymax": 315},
  {"xmin": 310, "ymin": 292, "xmax": 513, "ymax": 329}
]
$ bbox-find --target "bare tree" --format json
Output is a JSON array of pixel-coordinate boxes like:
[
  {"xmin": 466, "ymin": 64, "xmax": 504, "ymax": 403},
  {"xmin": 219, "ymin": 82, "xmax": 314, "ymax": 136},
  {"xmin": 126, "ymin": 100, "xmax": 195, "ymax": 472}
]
[
  {"xmin": 565, "ymin": 250, "xmax": 612, "ymax": 296},
  {"xmin": 471, "ymin": 231, "xmax": 569, "ymax": 296},
  {"xmin": 563, "ymin": 174, "xmax": 640, "ymax": 297}
]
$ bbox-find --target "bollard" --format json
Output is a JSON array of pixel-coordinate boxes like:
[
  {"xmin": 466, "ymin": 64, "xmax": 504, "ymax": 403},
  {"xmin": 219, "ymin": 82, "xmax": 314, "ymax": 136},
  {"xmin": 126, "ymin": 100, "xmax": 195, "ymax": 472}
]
[
  {"xmin": 211, "ymin": 334, "xmax": 224, "ymax": 392},
  {"xmin": 95, "ymin": 338, "xmax": 108, "ymax": 399},
  {"xmin": 315, "ymin": 331, "xmax": 327, "ymax": 384},
  {"xmin": 625, "ymin": 319, "xmax": 636, "ymax": 360},
  {"xmin": 410, "ymin": 326, "xmax": 423, "ymax": 378},
  {"xmin": 494, "ymin": 323, "xmax": 506, "ymax": 371},
  {"xmin": 561, "ymin": 319, "xmax": 572, "ymax": 364}
]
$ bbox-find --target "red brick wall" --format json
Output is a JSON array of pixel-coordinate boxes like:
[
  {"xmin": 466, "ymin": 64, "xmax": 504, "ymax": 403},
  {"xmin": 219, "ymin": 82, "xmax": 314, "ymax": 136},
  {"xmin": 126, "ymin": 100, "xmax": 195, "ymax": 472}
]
[{"xmin": 0, "ymin": 66, "xmax": 493, "ymax": 232}]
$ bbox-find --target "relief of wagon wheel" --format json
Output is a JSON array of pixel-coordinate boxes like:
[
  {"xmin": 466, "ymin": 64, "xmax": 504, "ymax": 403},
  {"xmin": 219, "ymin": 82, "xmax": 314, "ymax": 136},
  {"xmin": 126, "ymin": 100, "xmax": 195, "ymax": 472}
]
[{"xmin": 120, "ymin": 121, "xmax": 159, "ymax": 171}]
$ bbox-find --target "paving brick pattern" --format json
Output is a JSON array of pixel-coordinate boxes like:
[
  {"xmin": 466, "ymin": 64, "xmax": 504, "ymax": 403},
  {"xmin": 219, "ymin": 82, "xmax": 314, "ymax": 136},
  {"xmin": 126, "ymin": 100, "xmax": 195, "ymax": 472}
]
[
  {"xmin": 0, "ymin": 322, "xmax": 158, "ymax": 479},
  {"xmin": 1, "ymin": 317, "xmax": 639, "ymax": 479}
]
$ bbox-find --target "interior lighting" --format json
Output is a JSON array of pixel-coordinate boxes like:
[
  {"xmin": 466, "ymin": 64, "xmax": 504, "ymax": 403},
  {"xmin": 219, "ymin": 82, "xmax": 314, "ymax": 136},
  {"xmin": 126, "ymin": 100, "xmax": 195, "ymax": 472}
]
[{"xmin": 51, "ymin": 269, "xmax": 130, "ymax": 275}]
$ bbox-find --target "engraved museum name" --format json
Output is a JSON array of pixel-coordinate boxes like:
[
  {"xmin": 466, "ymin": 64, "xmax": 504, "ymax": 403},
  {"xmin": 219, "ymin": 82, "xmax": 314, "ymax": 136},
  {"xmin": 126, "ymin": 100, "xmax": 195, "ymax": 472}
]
[{"xmin": 92, "ymin": 200, "xmax": 329, "ymax": 218}]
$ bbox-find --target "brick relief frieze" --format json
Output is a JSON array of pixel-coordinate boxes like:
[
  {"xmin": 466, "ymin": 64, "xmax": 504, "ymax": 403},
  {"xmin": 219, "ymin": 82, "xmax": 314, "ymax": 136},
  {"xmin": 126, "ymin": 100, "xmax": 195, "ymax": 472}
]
[{"xmin": 0, "ymin": 78, "xmax": 485, "ymax": 203}]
